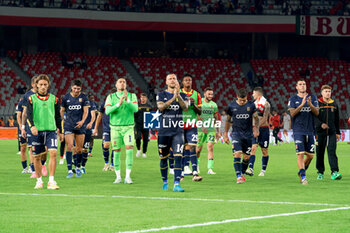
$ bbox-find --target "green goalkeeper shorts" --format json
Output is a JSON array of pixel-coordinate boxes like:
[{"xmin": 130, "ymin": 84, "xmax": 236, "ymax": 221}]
[
  {"xmin": 197, "ymin": 131, "xmax": 216, "ymax": 147},
  {"xmin": 110, "ymin": 125, "xmax": 135, "ymax": 150}
]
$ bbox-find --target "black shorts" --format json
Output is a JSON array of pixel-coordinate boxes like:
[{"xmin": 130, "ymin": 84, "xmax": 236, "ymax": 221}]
[{"xmin": 158, "ymin": 134, "xmax": 184, "ymax": 158}]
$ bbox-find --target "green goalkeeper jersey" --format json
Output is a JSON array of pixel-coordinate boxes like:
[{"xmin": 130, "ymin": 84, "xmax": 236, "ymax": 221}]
[
  {"xmin": 105, "ymin": 91, "xmax": 138, "ymax": 126},
  {"xmin": 199, "ymin": 100, "xmax": 218, "ymax": 133}
]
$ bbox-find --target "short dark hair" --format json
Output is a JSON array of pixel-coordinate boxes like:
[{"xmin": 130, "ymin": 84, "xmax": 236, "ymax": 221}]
[
  {"xmin": 108, "ymin": 87, "xmax": 117, "ymax": 95},
  {"xmin": 253, "ymin": 87, "xmax": 263, "ymax": 94},
  {"xmin": 296, "ymin": 78, "xmax": 306, "ymax": 85},
  {"xmin": 140, "ymin": 93, "xmax": 147, "ymax": 97},
  {"xmin": 182, "ymin": 74, "xmax": 193, "ymax": 80},
  {"xmin": 204, "ymin": 87, "xmax": 213, "ymax": 93},
  {"xmin": 237, "ymin": 88, "xmax": 247, "ymax": 98},
  {"xmin": 72, "ymin": 79, "xmax": 82, "ymax": 87}
]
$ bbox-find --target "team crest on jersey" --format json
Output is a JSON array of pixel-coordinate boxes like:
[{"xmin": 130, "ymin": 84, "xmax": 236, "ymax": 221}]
[
  {"xmin": 247, "ymin": 107, "xmax": 250, "ymax": 111},
  {"xmin": 210, "ymin": 105, "xmax": 213, "ymax": 108},
  {"xmin": 331, "ymin": 108, "xmax": 334, "ymax": 112},
  {"xmin": 114, "ymin": 141, "xmax": 116, "ymax": 145},
  {"xmin": 79, "ymin": 98, "xmax": 82, "ymax": 102}
]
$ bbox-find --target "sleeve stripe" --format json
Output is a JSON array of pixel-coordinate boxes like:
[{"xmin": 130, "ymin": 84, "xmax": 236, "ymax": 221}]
[
  {"xmin": 105, "ymin": 104, "xmax": 112, "ymax": 107},
  {"xmin": 132, "ymin": 101, "xmax": 137, "ymax": 104}
]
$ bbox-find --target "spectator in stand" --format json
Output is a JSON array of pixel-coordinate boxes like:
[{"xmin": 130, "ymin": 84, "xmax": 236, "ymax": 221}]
[
  {"xmin": 74, "ymin": 56, "xmax": 82, "ymax": 67},
  {"xmin": 271, "ymin": 111, "xmax": 283, "ymax": 145},
  {"xmin": 8, "ymin": 116, "xmax": 15, "ymax": 127},
  {"xmin": 66, "ymin": 56, "xmax": 74, "ymax": 69},
  {"xmin": 0, "ymin": 117, "xmax": 5, "ymax": 127},
  {"xmin": 82, "ymin": 57, "xmax": 88, "ymax": 69}
]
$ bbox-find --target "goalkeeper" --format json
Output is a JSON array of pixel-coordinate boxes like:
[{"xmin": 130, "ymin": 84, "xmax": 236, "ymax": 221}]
[{"xmin": 105, "ymin": 78, "xmax": 138, "ymax": 184}]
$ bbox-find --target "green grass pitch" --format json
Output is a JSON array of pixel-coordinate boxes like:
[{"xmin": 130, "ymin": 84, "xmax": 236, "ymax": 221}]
[{"xmin": 0, "ymin": 139, "xmax": 350, "ymax": 233}]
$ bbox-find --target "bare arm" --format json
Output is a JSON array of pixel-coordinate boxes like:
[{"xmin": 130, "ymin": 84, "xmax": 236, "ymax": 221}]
[
  {"xmin": 16, "ymin": 112, "xmax": 22, "ymax": 129},
  {"xmin": 21, "ymin": 107, "xmax": 27, "ymax": 127},
  {"xmin": 60, "ymin": 106, "xmax": 65, "ymax": 120},
  {"xmin": 307, "ymin": 97, "xmax": 319, "ymax": 116},
  {"xmin": 94, "ymin": 112, "xmax": 102, "ymax": 132},
  {"xmin": 157, "ymin": 95, "xmax": 176, "ymax": 112},
  {"xmin": 81, "ymin": 106, "xmax": 89, "ymax": 124},
  {"xmin": 253, "ymin": 112, "xmax": 260, "ymax": 128},
  {"xmin": 260, "ymin": 102, "xmax": 270, "ymax": 127},
  {"xmin": 177, "ymin": 94, "xmax": 188, "ymax": 111}
]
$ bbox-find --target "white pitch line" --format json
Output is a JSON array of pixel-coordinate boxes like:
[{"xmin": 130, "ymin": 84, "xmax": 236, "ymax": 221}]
[
  {"xmin": 118, "ymin": 206, "xmax": 350, "ymax": 233},
  {"xmin": 0, "ymin": 192, "xmax": 347, "ymax": 207}
]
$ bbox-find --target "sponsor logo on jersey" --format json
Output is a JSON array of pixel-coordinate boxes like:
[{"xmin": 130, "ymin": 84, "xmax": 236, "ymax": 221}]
[
  {"xmin": 300, "ymin": 107, "xmax": 311, "ymax": 112},
  {"xmin": 79, "ymin": 98, "xmax": 82, "ymax": 102},
  {"xmin": 247, "ymin": 107, "xmax": 250, "ymax": 111},
  {"xmin": 168, "ymin": 104, "xmax": 180, "ymax": 111},
  {"xmin": 236, "ymin": 114, "xmax": 250, "ymax": 119},
  {"xmin": 68, "ymin": 105, "xmax": 82, "ymax": 110}
]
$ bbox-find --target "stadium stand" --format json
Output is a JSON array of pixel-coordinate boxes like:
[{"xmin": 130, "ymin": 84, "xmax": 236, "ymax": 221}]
[
  {"xmin": 131, "ymin": 57, "xmax": 246, "ymax": 106},
  {"xmin": 251, "ymin": 57, "xmax": 350, "ymax": 127},
  {"xmin": 1, "ymin": 0, "xmax": 349, "ymax": 16},
  {"xmin": 7, "ymin": 51, "xmax": 142, "ymax": 102},
  {"xmin": 0, "ymin": 58, "xmax": 27, "ymax": 115}
]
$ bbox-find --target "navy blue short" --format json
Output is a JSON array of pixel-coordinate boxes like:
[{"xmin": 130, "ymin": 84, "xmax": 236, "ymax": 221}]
[
  {"xmin": 102, "ymin": 131, "xmax": 110, "ymax": 143},
  {"xmin": 64, "ymin": 125, "xmax": 86, "ymax": 135},
  {"xmin": 252, "ymin": 127, "xmax": 270, "ymax": 148},
  {"xmin": 25, "ymin": 126, "xmax": 34, "ymax": 147},
  {"xmin": 232, "ymin": 134, "xmax": 252, "ymax": 155},
  {"xmin": 184, "ymin": 128, "xmax": 198, "ymax": 145},
  {"xmin": 18, "ymin": 129, "xmax": 27, "ymax": 145},
  {"xmin": 294, "ymin": 134, "xmax": 315, "ymax": 154},
  {"xmin": 32, "ymin": 131, "xmax": 58, "ymax": 155},
  {"xmin": 158, "ymin": 133, "xmax": 184, "ymax": 158},
  {"xmin": 83, "ymin": 130, "xmax": 92, "ymax": 149}
]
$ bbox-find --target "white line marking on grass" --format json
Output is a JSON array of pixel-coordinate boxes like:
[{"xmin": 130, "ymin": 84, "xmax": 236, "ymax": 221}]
[
  {"xmin": 0, "ymin": 192, "xmax": 348, "ymax": 207},
  {"xmin": 118, "ymin": 206, "xmax": 350, "ymax": 233}
]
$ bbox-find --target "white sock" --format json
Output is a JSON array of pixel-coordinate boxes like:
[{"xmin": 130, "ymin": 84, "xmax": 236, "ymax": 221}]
[
  {"xmin": 68, "ymin": 170, "xmax": 72, "ymax": 173},
  {"xmin": 193, "ymin": 171, "xmax": 198, "ymax": 176},
  {"xmin": 37, "ymin": 177, "xmax": 42, "ymax": 182},
  {"xmin": 49, "ymin": 176, "xmax": 54, "ymax": 182},
  {"xmin": 115, "ymin": 170, "xmax": 121, "ymax": 179},
  {"xmin": 126, "ymin": 169, "xmax": 131, "ymax": 179},
  {"xmin": 137, "ymin": 150, "xmax": 141, "ymax": 153}
]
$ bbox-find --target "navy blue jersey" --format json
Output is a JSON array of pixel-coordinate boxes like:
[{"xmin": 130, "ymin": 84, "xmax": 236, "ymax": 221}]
[
  {"xmin": 288, "ymin": 94, "xmax": 318, "ymax": 135},
  {"xmin": 157, "ymin": 91, "xmax": 188, "ymax": 136},
  {"xmin": 61, "ymin": 93, "xmax": 90, "ymax": 127},
  {"xmin": 23, "ymin": 89, "xmax": 36, "ymax": 109},
  {"xmin": 226, "ymin": 100, "xmax": 256, "ymax": 139},
  {"xmin": 99, "ymin": 101, "xmax": 110, "ymax": 133},
  {"xmin": 85, "ymin": 101, "xmax": 97, "ymax": 128},
  {"xmin": 16, "ymin": 99, "xmax": 24, "ymax": 113}
]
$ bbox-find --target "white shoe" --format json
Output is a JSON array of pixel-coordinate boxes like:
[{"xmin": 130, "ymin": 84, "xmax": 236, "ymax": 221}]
[
  {"xmin": 59, "ymin": 159, "xmax": 64, "ymax": 165},
  {"xmin": 47, "ymin": 181, "xmax": 60, "ymax": 190},
  {"xmin": 22, "ymin": 167, "xmax": 30, "ymax": 174},
  {"xmin": 34, "ymin": 180, "xmax": 43, "ymax": 189},
  {"xmin": 301, "ymin": 178, "xmax": 308, "ymax": 185},
  {"xmin": 208, "ymin": 169, "xmax": 216, "ymax": 174},
  {"xmin": 245, "ymin": 168, "xmax": 254, "ymax": 176},
  {"xmin": 142, "ymin": 153, "xmax": 147, "ymax": 158},
  {"xmin": 169, "ymin": 168, "xmax": 174, "ymax": 175},
  {"xmin": 136, "ymin": 150, "xmax": 141, "ymax": 157},
  {"xmin": 258, "ymin": 170, "xmax": 266, "ymax": 176},
  {"xmin": 124, "ymin": 177, "xmax": 133, "ymax": 184},
  {"xmin": 184, "ymin": 166, "xmax": 192, "ymax": 175},
  {"xmin": 103, "ymin": 164, "xmax": 109, "ymax": 171},
  {"xmin": 113, "ymin": 177, "xmax": 122, "ymax": 183}
]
